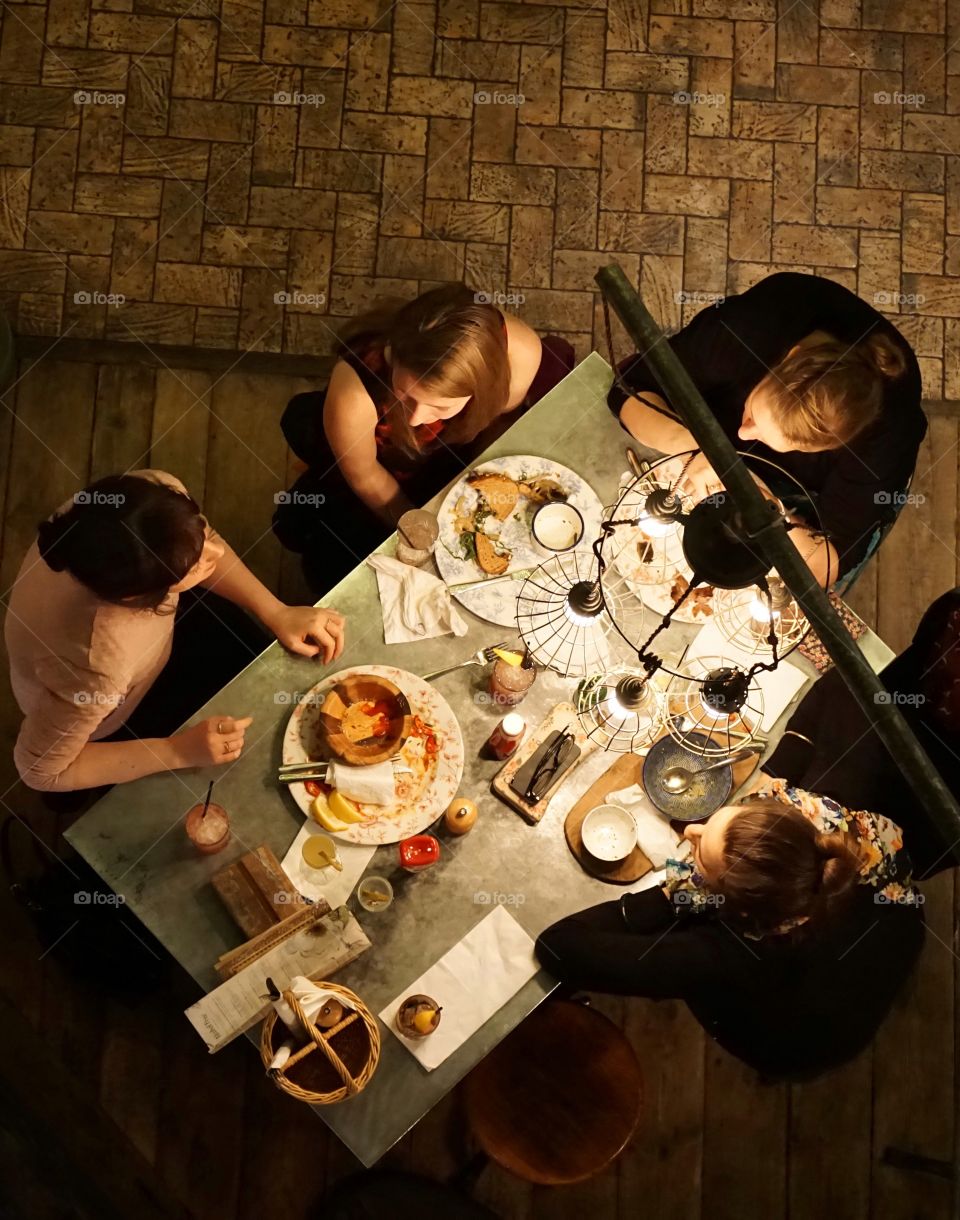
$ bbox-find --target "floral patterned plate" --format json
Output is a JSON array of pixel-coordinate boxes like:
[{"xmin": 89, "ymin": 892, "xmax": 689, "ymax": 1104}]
[
  {"xmin": 282, "ymin": 665, "xmax": 464, "ymax": 845},
  {"xmin": 434, "ymin": 454, "xmax": 605, "ymax": 628}
]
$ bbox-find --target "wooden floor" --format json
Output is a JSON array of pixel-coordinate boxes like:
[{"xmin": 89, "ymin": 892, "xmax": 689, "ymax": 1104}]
[{"xmin": 0, "ymin": 348, "xmax": 956, "ymax": 1220}]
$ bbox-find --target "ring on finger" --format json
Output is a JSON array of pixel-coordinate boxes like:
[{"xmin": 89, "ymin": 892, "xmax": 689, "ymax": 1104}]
[{"xmin": 218, "ymin": 721, "xmax": 224, "ymax": 734}]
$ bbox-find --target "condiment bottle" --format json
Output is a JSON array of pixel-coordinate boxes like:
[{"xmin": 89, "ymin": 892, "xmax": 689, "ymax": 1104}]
[
  {"xmin": 444, "ymin": 797, "xmax": 478, "ymax": 835},
  {"xmin": 486, "ymin": 712, "xmax": 526, "ymax": 760},
  {"xmin": 398, "ymin": 834, "xmax": 441, "ymax": 871}
]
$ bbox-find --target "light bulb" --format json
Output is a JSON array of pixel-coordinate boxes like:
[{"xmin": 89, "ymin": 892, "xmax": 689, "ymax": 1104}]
[
  {"xmin": 563, "ymin": 599, "xmax": 600, "ymax": 627},
  {"xmin": 637, "ymin": 513, "xmax": 674, "ymax": 539}
]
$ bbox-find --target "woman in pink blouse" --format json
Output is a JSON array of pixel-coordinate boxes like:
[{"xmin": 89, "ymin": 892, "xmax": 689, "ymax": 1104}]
[{"xmin": 5, "ymin": 470, "xmax": 345, "ymax": 792}]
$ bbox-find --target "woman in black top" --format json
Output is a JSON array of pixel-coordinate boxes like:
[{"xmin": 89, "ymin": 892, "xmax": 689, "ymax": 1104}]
[
  {"xmin": 536, "ymin": 781, "xmax": 924, "ymax": 1079},
  {"xmin": 766, "ymin": 587, "xmax": 960, "ymax": 878},
  {"xmin": 608, "ymin": 273, "xmax": 925, "ymax": 584}
]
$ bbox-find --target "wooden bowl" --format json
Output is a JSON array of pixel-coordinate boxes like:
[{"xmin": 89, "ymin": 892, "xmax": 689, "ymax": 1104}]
[{"xmin": 319, "ymin": 675, "xmax": 412, "ymax": 765}]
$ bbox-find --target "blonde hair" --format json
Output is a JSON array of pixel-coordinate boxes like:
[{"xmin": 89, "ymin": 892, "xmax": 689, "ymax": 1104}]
[
  {"xmin": 758, "ymin": 332, "xmax": 906, "ymax": 449},
  {"xmin": 338, "ymin": 284, "xmax": 511, "ymax": 451}
]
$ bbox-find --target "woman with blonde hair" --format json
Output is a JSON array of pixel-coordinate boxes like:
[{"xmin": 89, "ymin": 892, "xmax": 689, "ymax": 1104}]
[
  {"xmin": 274, "ymin": 284, "xmax": 574, "ymax": 590},
  {"xmin": 537, "ymin": 780, "xmax": 924, "ymax": 1078},
  {"xmin": 609, "ymin": 272, "xmax": 924, "ymax": 587}
]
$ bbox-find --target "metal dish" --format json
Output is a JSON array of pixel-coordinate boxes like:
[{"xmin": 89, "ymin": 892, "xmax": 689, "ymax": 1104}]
[{"xmin": 642, "ymin": 732, "xmax": 733, "ymax": 821}]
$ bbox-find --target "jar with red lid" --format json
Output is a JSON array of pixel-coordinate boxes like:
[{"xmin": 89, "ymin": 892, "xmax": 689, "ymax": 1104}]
[
  {"xmin": 398, "ymin": 834, "xmax": 441, "ymax": 871},
  {"xmin": 486, "ymin": 713, "xmax": 526, "ymax": 760}
]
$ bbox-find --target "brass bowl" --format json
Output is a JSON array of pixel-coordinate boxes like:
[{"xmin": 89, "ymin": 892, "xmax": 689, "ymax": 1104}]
[{"xmin": 319, "ymin": 675, "xmax": 411, "ymax": 766}]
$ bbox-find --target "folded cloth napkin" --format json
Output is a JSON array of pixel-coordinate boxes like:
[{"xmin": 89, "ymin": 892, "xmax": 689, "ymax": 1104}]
[
  {"xmin": 367, "ymin": 554, "xmax": 469, "ymax": 645},
  {"xmin": 328, "ymin": 760, "xmax": 395, "ymax": 805},
  {"xmin": 605, "ymin": 781, "xmax": 683, "ymax": 869},
  {"xmin": 380, "ymin": 905, "xmax": 539, "ymax": 1072}
]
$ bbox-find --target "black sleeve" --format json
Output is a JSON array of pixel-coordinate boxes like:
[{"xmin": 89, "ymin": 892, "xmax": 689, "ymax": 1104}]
[
  {"xmin": 812, "ymin": 406, "xmax": 927, "ymax": 572},
  {"xmin": 606, "ymin": 273, "xmax": 816, "ymax": 421},
  {"xmin": 535, "ymin": 889, "xmax": 755, "ymax": 1000}
]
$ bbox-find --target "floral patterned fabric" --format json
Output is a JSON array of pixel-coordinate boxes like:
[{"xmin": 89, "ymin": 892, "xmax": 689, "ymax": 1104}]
[{"xmin": 662, "ymin": 778, "xmax": 920, "ymax": 936}]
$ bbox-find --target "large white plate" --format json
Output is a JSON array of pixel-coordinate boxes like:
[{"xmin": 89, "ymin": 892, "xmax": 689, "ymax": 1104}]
[
  {"xmin": 607, "ymin": 460, "xmax": 715, "ymax": 625},
  {"xmin": 281, "ymin": 665, "xmax": 464, "ymax": 845},
  {"xmin": 434, "ymin": 455, "xmax": 605, "ymax": 628}
]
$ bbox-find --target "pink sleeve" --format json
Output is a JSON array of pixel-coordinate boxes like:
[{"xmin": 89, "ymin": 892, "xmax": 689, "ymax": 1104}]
[{"xmin": 13, "ymin": 676, "xmax": 126, "ymax": 791}]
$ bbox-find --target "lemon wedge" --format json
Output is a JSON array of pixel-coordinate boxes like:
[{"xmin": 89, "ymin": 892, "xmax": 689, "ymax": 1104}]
[
  {"xmin": 329, "ymin": 791, "xmax": 364, "ymax": 824},
  {"xmin": 310, "ymin": 794, "xmax": 349, "ymax": 832},
  {"xmin": 491, "ymin": 647, "xmax": 524, "ymax": 666},
  {"xmin": 413, "ymin": 1008, "xmax": 438, "ymax": 1034}
]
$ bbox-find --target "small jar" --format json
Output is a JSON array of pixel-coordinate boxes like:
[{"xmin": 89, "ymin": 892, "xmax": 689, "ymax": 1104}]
[
  {"xmin": 489, "ymin": 656, "xmax": 537, "ymax": 706},
  {"xmin": 486, "ymin": 713, "xmax": 526, "ymax": 760},
  {"xmin": 398, "ymin": 834, "xmax": 441, "ymax": 871}
]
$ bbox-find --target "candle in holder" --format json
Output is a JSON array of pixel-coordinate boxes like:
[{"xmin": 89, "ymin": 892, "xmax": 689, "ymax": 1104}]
[
  {"xmin": 396, "ymin": 509, "xmax": 439, "ymax": 566},
  {"xmin": 185, "ymin": 801, "xmax": 230, "ymax": 854},
  {"xmin": 489, "ymin": 654, "xmax": 537, "ymax": 706}
]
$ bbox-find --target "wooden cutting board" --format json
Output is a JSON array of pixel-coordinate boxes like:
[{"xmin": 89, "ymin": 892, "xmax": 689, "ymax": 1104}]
[
  {"xmin": 212, "ymin": 844, "xmax": 317, "ymax": 939},
  {"xmin": 563, "ymin": 753, "xmax": 652, "ymax": 884}
]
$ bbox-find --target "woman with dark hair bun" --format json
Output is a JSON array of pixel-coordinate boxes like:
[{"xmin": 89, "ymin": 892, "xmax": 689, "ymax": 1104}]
[
  {"xmin": 537, "ymin": 781, "xmax": 924, "ymax": 1079},
  {"xmin": 5, "ymin": 470, "xmax": 346, "ymax": 793}
]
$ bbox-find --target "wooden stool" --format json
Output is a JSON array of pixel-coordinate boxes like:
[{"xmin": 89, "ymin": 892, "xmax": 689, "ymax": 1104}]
[{"xmin": 463, "ymin": 1000, "xmax": 642, "ymax": 1185}]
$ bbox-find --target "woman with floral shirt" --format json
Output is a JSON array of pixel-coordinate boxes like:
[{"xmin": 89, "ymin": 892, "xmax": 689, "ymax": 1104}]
[{"xmin": 536, "ymin": 782, "xmax": 924, "ymax": 1079}]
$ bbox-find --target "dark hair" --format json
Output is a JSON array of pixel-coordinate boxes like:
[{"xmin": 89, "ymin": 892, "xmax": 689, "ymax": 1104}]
[
  {"xmin": 338, "ymin": 283, "xmax": 511, "ymax": 452},
  {"xmin": 37, "ymin": 475, "xmax": 206, "ymax": 611},
  {"xmin": 714, "ymin": 799, "xmax": 861, "ymax": 936},
  {"xmin": 760, "ymin": 331, "xmax": 907, "ymax": 449}
]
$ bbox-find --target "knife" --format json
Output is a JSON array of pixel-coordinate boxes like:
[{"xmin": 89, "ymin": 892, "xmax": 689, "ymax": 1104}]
[{"xmin": 448, "ymin": 566, "xmax": 535, "ymax": 593}]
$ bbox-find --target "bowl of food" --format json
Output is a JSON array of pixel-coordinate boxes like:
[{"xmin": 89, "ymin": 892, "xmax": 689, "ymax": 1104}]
[
  {"xmin": 319, "ymin": 675, "xmax": 411, "ymax": 765},
  {"xmin": 581, "ymin": 803, "xmax": 637, "ymax": 862},
  {"xmin": 532, "ymin": 501, "xmax": 585, "ymax": 552}
]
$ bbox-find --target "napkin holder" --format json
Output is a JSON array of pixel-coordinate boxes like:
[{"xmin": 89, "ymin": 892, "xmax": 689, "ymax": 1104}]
[{"xmin": 260, "ymin": 980, "xmax": 380, "ymax": 1105}]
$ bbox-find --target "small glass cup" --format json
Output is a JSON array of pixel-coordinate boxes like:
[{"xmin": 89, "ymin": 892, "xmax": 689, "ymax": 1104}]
[
  {"xmin": 489, "ymin": 656, "xmax": 537, "ymax": 706},
  {"xmin": 396, "ymin": 510, "xmax": 439, "ymax": 566},
  {"xmin": 357, "ymin": 875, "xmax": 394, "ymax": 911},
  {"xmin": 185, "ymin": 802, "xmax": 230, "ymax": 854}
]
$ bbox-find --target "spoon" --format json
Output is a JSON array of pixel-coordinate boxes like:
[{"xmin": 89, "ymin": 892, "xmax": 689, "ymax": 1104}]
[{"xmin": 660, "ymin": 748, "xmax": 759, "ymax": 795}]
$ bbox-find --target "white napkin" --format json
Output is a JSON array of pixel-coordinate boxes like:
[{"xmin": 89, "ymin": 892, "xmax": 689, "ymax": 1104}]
[
  {"xmin": 686, "ymin": 618, "xmax": 808, "ymax": 730},
  {"xmin": 380, "ymin": 905, "xmax": 539, "ymax": 1071},
  {"xmin": 269, "ymin": 975, "xmax": 353, "ymax": 1069},
  {"xmin": 606, "ymin": 782, "xmax": 683, "ymax": 868},
  {"xmin": 282, "ymin": 824, "xmax": 376, "ymax": 908},
  {"xmin": 327, "ymin": 760, "xmax": 395, "ymax": 805},
  {"xmin": 367, "ymin": 554, "xmax": 469, "ymax": 644}
]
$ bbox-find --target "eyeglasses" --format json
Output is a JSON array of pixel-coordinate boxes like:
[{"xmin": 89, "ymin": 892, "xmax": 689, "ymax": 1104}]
[{"xmin": 524, "ymin": 730, "xmax": 576, "ymax": 804}]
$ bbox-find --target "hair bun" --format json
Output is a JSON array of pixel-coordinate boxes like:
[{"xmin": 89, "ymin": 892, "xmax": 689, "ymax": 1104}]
[
  {"xmin": 36, "ymin": 513, "xmax": 74, "ymax": 571},
  {"xmin": 813, "ymin": 831, "xmax": 860, "ymax": 897},
  {"xmin": 863, "ymin": 332, "xmax": 907, "ymax": 380}
]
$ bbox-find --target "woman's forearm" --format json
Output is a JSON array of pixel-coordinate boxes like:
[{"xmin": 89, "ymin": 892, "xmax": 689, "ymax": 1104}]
[
  {"xmin": 200, "ymin": 539, "xmax": 286, "ymax": 630},
  {"xmin": 23, "ymin": 736, "xmax": 182, "ymax": 792},
  {"xmin": 619, "ymin": 392, "xmax": 695, "ymax": 454},
  {"xmin": 349, "ymin": 465, "xmax": 414, "ymax": 526}
]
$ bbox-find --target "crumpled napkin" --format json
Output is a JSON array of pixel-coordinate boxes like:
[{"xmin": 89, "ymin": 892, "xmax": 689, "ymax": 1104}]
[
  {"xmin": 367, "ymin": 554, "xmax": 469, "ymax": 644},
  {"xmin": 606, "ymin": 781, "xmax": 683, "ymax": 868},
  {"xmin": 328, "ymin": 759, "xmax": 395, "ymax": 805}
]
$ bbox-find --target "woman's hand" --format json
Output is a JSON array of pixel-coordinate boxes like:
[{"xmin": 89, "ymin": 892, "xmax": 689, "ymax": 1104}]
[
  {"xmin": 170, "ymin": 715, "xmax": 254, "ymax": 767},
  {"xmin": 269, "ymin": 606, "xmax": 346, "ymax": 662},
  {"xmin": 678, "ymin": 452, "xmax": 725, "ymax": 503}
]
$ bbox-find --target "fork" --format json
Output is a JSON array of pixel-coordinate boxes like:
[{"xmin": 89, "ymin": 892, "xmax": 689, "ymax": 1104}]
[{"xmin": 421, "ymin": 641, "xmax": 513, "ymax": 682}]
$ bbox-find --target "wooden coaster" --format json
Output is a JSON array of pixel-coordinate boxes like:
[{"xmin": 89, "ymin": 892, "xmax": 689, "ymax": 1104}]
[{"xmin": 563, "ymin": 753, "xmax": 652, "ymax": 885}]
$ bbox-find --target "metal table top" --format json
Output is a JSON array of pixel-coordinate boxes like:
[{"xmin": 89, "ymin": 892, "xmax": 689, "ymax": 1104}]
[{"xmin": 66, "ymin": 352, "xmax": 894, "ymax": 1166}]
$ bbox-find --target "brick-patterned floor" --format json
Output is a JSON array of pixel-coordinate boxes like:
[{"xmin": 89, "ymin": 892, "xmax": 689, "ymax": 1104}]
[{"xmin": 0, "ymin": 0, "xmax": 957, "ymax": 398}]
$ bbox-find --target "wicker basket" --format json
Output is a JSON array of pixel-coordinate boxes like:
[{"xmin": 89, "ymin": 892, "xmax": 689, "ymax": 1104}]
[{"xmin": 260, "ymin": 981, "xmax": 381, "ymax": 1104}]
